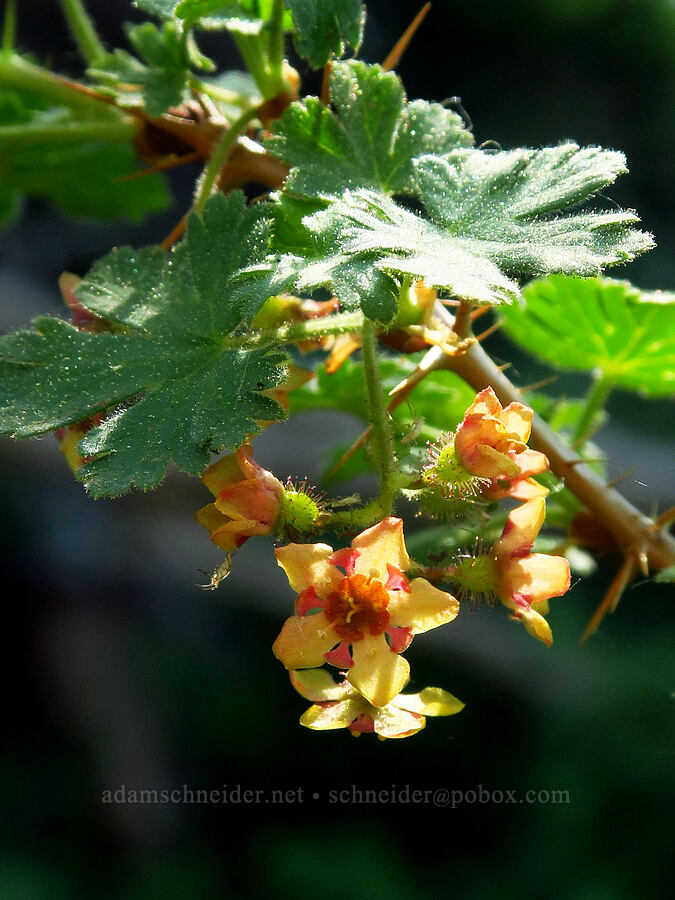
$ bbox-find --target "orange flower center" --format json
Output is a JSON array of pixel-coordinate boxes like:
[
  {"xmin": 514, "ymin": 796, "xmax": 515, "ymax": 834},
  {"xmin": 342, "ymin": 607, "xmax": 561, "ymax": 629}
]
[{"xmin": 324, "ymin": 574, "xmax": 391, "ymax": 641}]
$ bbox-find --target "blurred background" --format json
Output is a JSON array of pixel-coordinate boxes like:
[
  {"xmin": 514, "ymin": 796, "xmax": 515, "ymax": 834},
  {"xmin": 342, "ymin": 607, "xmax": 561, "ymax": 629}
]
[{"xmin": 1, "ymin": 0, "xmax": 673, "ymax": 897}]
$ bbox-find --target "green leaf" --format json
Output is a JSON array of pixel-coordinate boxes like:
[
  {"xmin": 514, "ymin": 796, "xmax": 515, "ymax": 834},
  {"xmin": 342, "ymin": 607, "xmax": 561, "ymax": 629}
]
[
  {"xmin": 286, "ymin": 144, "xmax": 653, "ymax": 310},
  {"xmin": 0, "ymin": 193, "xmax": 288, "ymax": 496},
  {"xmin": 89, "ymin": 21, "xmax": 189, "ymax": 116},
  {"xmin": 0, "ymin": 86, "xmax": 169, "ymax": 223},
  {"xmin": 172, "ymin": 1, "xmax": 294, "ymax": 32},
  {"xmin": 500, "ymin": 276, "xmax": 675, "ymax": 397},
  {"xmin": 267, "ymin": 61, "xmax": 473, "ymax": 197},
  {"xmin": 2, "ymin": 141, "xmax": 169, "ymax": 221},
  {"xmin": 654, "ymin": 565, "xmax": 675, "ymax": 584},
  {"xmin": 284, "ymin": 0, "xmax": 364, "ymax": 67}
]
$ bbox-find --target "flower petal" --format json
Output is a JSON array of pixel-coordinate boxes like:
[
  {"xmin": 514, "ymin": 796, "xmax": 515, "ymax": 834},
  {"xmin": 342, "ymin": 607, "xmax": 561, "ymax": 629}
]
[
  {"xmin": 194, "ymin": 502, "xmax": 240, "ymax": 551},
  {"xmin": 465, "ymin": 386, "xmax": 502, "ymax": 418},
  {"xmin": 512, "ymin": 448, "xmax": 549, "ymax": 478},
  {"xmin": 351, "ymin": 517, "xmax": 411, "ymax": 580},
  {"xmin": 389, "ymin": 579, "xmax": 459, "ymax": 634},
  {"xmin": 392, "ymin": 687, "xmax": 465, "ymax": 717},
  {"xmin": 201, "ymin": 453, "xmax": 243, "ymax": 496},
  {"xmin": 495, "ymin": 497, "xmax": 546, "ymax": 559},
  {"xmin": 514, "ymin": 605, "xmax": 553, "ymax": 647},
  {"xmin": 502, "ymin": 553, "xmax": 571, "ymax": 604},
  {"xmin": 372, "ymin": 705, "xmax": 425, "ymax": 739},
  {"xmin": 290, "ymin": 669, "xmax": 354, "ymax": 702},
  {"xmin": 300, "ymin": 698, "xmax": 367, "ymax": 731},
  {"xmin": 275, "ymin": 543, "xmax": 340, "ymax": 595},
  {"xmin": 500, "ymin": 402, "xmax": 533, "ymax": 442},
  {"xmin": 350, "ymin": 634, "xmax": 410, "ymax": 708},
  {"xmin": 273, "ymin": 613, "xmax": 339, "ymax": 669}
]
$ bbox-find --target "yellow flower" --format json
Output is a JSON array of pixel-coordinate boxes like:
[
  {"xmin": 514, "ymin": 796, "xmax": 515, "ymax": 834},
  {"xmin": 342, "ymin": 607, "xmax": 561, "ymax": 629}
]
[
  {"xmin": 273, "ymin": 518, "xmax": 459, "ymax": 708},
  {"xmin": 290, "ymin": 669, "xmax": 464, "ymax": 740}
]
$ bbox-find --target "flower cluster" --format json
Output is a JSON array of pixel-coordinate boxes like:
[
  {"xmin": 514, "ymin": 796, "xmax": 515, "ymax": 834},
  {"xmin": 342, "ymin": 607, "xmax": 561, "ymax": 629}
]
[{"xmin": 191, "ymin": 384, "xmax": 571, "ymax": 739}]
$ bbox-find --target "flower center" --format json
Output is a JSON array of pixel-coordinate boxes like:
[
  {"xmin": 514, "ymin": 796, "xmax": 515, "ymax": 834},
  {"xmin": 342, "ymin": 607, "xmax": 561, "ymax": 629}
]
[
  {"xmin": 454, "ymin": 553, "xmax": 498, "ymax": 601},
  {"xmin": 324, "ymin": 574, "xmax": 391, "ymax": 640}
]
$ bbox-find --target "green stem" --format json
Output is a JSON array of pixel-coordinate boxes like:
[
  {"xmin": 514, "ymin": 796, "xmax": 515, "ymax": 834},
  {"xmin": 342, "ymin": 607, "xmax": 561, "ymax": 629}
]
[
  {"xmin": 360, "ymin": 318, "xmax": 397, "ymax": 509},
  {"xmin": 224, "ymin": 311, "xmax": 364, "ymax": 351},
  {"xmin": 572, "ymin": 372, "xmax": 611, "ymax": 446},
  {"xmin": 267, "ymin": 0, "xmax": 286, "ymax": 90},
  {"xmin": 57, "ymin": 0, "xmax": 106, "ymax": 65},
  {"xmin": 0, "ymin": 118, "xmax": 136, "ymax": 147},
  {"xmin": 2, "ymin": 0, "xmax": 16, "ymax": 53},
  {"xmin": 0, "ymin": 53, "xmax": 121, "ymax": 118},
  {"xmin": 193, "ymin": 104, "xmax": 260, "ymax": 211}
]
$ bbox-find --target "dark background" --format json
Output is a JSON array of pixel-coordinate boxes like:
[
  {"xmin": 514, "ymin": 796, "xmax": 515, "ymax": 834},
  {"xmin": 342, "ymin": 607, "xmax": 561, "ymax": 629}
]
[{"xmin": 1, "ymin": 1, "xmax": 673, "ymax": 897}]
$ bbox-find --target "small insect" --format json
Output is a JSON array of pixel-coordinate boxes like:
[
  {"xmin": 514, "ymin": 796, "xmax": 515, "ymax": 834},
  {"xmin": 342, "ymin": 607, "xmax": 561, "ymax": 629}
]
[
  {"xmin": 400, "ymin": 417, "xmax": 425, "ymax": 444},
  {"xmin": 197, "ymin": 555, "xmax": 232, "ymax": 590}
]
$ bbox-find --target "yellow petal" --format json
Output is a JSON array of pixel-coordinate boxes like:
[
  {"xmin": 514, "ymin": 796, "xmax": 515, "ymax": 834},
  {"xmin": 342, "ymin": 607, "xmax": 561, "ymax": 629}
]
[
  {"xmin": 290, "ymin": 669, "xmax": 354, "ymax": 702},
  {"xmin": 519, "ymin": 606, "xmax": 553, "ymax": 647},
  {"xmin": 194, "ymin": 502, "xmax": 239, "ymax": 551},
  {"xmin": 351, "ymin": 517, "xmax": 411, "ymax": 581},
  {"xmin": 350, "ymin": 634, "xmax": 410, "ymax": 708},
  {"xmin": 503, "ymin": 553, "xmax": 571, "ymax": 604},
  {"xmin": 495, "ymin": 497, "xmax": 546, "ymax": 558},
  {"xmin": 372, "ymin": 705, "xmax": 426, "ymax": 739},
  {"xmin": 272, "ymin": 613, "xmax": 339, "ymax": 669},
  {"xmin": 499, "ymin": 402, "xmax": 533, "ymax": 442},
  {"xmin": 392, "ymin": 687, "xmax": 465, "ymax": 717},
  {"xmin": 300, "ymin": 698, "xmax": 367, "ymax": 730},
  {"xmin": 389, "ymin": 578, "xmax": 459, "ymax": 634},
  {"xmin": 465, "ymin": 386, "xmax": 502, "ymax": 417},
  {"xmin": 275, "ymin": 543, "xmax": 340, "ymax": 596},
  {"xmin": 201, "ymin": 453, "xmax": 242, "ymax": 496}
]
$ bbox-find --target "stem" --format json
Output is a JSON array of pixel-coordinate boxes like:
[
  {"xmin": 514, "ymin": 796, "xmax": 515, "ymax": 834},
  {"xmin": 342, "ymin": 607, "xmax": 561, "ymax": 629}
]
[
  {"xmin": 572, "ymin": 372, "xmax": 611, "ymax": 446},
  {"xmin": 2, "ymin": 0, "xmax": 16, "ymax": 53},
  {"xmin": 224, "ymin": 311, "xmax": 364, "ymax": 351},
  {"xmin": 267, "ymin": 0, "xmax": 286, "ymax": 91},
  {"xmin": 0, "ymin": 118, "xmax": 136, "ymax": 147},
  {"xmin": 57, "ymin": 0, "xmax": 106, "ymax": 65},
  {"xmin": 0, "ymin": 53, "xmax": 121, "ymax": 118},
  {"xmin": 360, "ymin": 319, "xmax": 397, "ymax": 509},
  {"xmin": 193, "ymin": 105, "xmax": 259, "ymax": 212}
]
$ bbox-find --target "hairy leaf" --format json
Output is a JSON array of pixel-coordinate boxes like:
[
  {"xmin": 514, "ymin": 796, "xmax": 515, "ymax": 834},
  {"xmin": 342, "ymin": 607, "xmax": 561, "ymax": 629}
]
[
  {"xmin": 286, "ymin": 145, "xmax": 653, "ymax": 310},
  {"xmin": 267, "ymin": 61, "xmax": 473, "ymax": 197},
  {"xmin": 500, "ymin": 276, "xmax": 675, "ymax": 396},
  {"xmin": 284, "ymin": 0, "xmax": 364, "ymax": 67},
  {"xmin": 0, "ymin": 193, "xmax": 289, "ymax": 496}
]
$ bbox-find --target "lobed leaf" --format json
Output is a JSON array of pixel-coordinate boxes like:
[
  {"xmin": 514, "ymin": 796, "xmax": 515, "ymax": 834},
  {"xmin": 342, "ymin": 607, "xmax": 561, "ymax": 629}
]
[
  {"xmin": 267, "ymin": 60, "xmax": 472, "ymax": 198},
  {"xmin": 284, "ymin": 0, "xmax": 364, "ymax": 68},
  {"xmin": 500, "ymin": 276, "xmax": 675, "ymax": 397},
  {"xmin": 0, "ymin": 193, "xmax": 289, "ymax": 496}
]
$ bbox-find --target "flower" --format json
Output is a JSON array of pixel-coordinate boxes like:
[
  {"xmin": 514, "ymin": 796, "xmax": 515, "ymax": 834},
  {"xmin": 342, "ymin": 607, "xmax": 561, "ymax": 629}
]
[
  {"xmin": 290, "ymin": 669, "xmax": 464, "ymax": 739},
  {"xmin": 273, "ymin": 517, "xmax": 459, "ymax": 708},
  {"xmin": 195, "ymin": 443, "xmax": 284, "ymax": 551},
  {"xmin": 493, "ymin": 498, "xmax": 570, "ymax": 645},
  {"xmin": 454, "ymin": 387, "xmax": 548, "ymax": 485},
  {"xmin": 455, "ymin": 497, "xmax": 570, "ymax": 645}
]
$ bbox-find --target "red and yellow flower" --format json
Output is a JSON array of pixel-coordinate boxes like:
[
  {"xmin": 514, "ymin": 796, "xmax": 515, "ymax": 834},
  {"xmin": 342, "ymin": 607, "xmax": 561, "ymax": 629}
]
[
  {"xmin": 455, "ymin": 386, "xmax": 548, "ymax": 491},
  {"xmin": 195, "ymin": 443, "xmax": 284, "ymax": 551},
  {"xmin": 273, "ymin": 517, "xmax": 459, "ymax": 708},
  {"xmin": 290, "ymin": 669, "xmax": 464, "ymax": 739}
]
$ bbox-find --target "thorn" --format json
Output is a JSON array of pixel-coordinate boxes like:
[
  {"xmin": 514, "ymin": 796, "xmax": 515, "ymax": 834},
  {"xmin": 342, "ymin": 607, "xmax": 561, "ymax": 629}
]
[
  {"xmin": 321, "ymin": 61, "xmax": 332, "ymax": 106},
  {"xmin": 605, "ymin": 466, "xmax": 637, "ymax": 489},
  {"xmin": 469, "ymin": 305, "xmax": 491, "ymax": 321},
  {"xmin": 475, "ymin": 320, "xmax": 502, "ymax": 343},
  {"xmin": 382, "ymin": 3, "xmax": 431, "ymax": 71},
  {"xmin": 161, "ymin": 212, "xmax": 188, "ymax": 251},
  {"xmin": 652, "ymin": 506, "xmax": 675, "ymax": 530},
  {"xmin": 519, "ymin": 375, "xmax": 559, "ymax": 393},
  {"xmin": 114, "ymin": 150, "xmax": 201, "ymax": 182},
  {"xmin": 580, "ymin": 555, "xmax": 638, "ymax": 644}
]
